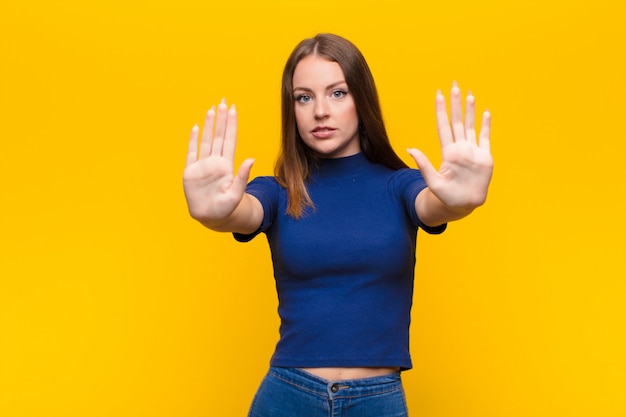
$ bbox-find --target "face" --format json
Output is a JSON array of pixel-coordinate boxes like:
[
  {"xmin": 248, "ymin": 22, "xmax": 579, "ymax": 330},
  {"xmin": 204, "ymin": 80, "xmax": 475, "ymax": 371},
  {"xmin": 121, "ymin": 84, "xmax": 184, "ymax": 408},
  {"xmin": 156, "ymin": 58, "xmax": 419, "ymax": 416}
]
[{"xmin": 292, "ymin": 55, "xmax": 360, "ymax": 159}]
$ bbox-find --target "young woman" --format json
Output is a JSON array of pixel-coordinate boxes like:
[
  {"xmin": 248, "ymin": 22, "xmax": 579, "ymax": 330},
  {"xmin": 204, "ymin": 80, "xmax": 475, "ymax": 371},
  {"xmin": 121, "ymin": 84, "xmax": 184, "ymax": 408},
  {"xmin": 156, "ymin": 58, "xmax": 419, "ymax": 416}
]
[{"xmin": 183, "ymin": 33, "xmax": 493, "ymax": 417}]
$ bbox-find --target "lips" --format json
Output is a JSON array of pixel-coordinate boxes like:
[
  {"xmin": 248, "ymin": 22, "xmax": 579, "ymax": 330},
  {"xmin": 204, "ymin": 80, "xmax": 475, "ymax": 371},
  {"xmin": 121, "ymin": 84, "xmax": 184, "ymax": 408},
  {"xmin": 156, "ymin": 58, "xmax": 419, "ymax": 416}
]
[{"xmin": 311, "ymin": 126, "xmax": 336, "ymax": 138}]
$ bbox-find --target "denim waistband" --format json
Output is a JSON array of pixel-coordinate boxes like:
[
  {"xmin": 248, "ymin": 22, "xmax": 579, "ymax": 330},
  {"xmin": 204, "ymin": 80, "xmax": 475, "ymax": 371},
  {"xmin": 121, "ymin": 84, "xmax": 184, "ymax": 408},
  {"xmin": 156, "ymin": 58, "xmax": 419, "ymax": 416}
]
[{"xmin": 267, "ymin": 366, "xmax": 403, "ymax": 399}]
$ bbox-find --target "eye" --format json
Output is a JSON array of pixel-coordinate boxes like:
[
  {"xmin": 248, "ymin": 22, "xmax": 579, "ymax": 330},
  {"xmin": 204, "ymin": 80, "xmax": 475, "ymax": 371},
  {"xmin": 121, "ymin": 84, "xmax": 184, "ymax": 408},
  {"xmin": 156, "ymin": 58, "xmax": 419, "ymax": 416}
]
[
  {"xmin": 332, "ymin": 90, "xmax": 348, "ymax": 99},
  {"xmin": 295, "ymin": 94, "xmax": 312, "ymax": 104}
]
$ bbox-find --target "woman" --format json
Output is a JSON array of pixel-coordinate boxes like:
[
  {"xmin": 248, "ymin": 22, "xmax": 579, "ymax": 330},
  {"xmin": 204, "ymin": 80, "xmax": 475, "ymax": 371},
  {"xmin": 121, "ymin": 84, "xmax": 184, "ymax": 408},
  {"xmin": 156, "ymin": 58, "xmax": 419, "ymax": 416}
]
[{"xmin": 183, "ymin": 33, "xmax": 492, "ymax": 417}]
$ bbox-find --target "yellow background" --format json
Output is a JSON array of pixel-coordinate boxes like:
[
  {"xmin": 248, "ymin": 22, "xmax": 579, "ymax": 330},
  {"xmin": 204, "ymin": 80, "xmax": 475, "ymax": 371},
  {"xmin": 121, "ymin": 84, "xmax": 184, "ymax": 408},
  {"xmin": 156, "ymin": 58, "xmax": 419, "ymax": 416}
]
[{"xmin": 1, "ymin": 0, "xmax": 625, "ymax": 416}]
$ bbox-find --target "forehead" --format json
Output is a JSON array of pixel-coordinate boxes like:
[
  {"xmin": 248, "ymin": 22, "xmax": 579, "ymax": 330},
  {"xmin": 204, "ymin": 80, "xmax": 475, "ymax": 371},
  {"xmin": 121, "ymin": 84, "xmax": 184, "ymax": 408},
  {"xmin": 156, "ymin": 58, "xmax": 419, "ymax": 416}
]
[{"xmin": 292, "ymin": 55, "xmax": 346, "ymax": 88}]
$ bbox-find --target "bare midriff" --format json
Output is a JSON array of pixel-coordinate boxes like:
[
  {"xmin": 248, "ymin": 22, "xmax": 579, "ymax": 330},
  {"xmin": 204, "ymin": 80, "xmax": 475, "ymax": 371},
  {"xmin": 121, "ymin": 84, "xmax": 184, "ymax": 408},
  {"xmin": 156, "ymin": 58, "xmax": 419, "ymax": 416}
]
[{"xmin": 300, "ymin": 367, "xmax": 401, "ymax": 381}]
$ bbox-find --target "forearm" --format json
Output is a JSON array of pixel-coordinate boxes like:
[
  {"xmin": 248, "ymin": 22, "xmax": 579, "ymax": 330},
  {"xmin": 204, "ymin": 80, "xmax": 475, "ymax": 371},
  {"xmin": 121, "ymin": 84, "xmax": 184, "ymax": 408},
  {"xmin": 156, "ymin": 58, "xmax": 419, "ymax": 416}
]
[
  {"xmin": 415, "ymin": 187, "xmax": 479, "ymax": 227},
  {"xmin": 190, "ymin": 193, "xmax": 263, "ymax": 234}
]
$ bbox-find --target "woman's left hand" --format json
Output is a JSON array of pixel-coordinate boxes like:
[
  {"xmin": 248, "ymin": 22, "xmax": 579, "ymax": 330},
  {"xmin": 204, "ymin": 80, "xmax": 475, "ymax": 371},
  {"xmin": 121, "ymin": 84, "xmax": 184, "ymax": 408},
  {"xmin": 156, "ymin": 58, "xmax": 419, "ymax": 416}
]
[{"xmin": 408, "ymin": 81, "xmax": 493, "ymax": 210}]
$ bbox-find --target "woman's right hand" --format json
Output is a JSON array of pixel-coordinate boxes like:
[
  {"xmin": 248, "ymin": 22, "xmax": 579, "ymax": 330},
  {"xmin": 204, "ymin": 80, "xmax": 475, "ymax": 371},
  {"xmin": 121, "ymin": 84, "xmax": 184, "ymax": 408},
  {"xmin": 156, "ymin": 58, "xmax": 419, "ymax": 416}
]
[{"xmin": 183, "ymin": 99, "xmax": 255, "ymax": 228}]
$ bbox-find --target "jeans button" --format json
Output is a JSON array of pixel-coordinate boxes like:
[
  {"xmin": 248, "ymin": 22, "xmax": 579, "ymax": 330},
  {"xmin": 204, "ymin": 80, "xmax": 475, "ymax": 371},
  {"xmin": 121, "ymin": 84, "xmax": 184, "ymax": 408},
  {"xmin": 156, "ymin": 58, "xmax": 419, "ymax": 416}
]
[{"xmin": 330, "ymin": 383, "xmax": 339, "ymax": 393}]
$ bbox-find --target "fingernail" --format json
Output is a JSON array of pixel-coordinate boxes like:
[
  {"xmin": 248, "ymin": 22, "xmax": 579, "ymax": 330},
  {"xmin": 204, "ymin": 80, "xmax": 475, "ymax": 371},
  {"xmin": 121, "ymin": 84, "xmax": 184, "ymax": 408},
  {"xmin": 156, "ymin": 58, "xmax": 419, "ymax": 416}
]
[
  {"xmin": 221, "ymin": 98, "xmax": 226, "ymax": 104},
  {"xmin": 192, "ymin": 124, "xmax": 199, "ymax": 131},
  {"xmin": 230, "ymin": 104, "xmax": 236, "ymax": 111},
  {"xmin": 451, "ymin": 81, "xmax": 461, "ymax": 95}
]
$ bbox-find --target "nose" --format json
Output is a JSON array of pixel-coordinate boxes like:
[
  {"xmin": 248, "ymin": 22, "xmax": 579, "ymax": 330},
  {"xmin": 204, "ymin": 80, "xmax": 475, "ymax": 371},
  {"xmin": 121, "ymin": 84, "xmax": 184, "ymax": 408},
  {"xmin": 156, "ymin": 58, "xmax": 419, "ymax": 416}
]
[{"xmin": 314, "ymin": 98, "xmax": 329, "ymax": 119}]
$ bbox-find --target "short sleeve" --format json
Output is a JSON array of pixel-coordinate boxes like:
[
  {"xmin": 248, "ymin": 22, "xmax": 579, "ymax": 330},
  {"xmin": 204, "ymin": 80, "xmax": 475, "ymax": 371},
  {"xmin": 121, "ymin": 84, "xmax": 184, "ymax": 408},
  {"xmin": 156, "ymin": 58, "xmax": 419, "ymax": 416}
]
[
  {"xmin": 232, "ymin": 176, "xmax": 281, "ymax": 242},
  {"xmin": 393, "ymin": 168, "xmax": 447, "ymax": 235}
]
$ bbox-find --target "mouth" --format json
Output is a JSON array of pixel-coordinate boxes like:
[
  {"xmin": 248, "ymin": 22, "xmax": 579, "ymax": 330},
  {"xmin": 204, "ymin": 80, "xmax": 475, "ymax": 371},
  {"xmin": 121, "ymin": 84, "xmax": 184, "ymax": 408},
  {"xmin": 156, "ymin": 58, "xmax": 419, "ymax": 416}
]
[{"xmin": 311, "ymin": 126, "xmax": 336, "ymax": 138}]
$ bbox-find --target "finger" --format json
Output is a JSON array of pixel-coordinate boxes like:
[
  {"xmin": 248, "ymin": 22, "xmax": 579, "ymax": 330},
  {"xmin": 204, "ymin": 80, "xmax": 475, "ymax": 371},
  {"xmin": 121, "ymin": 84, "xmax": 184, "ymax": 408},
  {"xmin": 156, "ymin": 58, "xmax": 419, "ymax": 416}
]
[
  {"xmin": 450, "ymin": 81, "xmax": 465, "ymax": 141},
  {"xmin": 186, "ymin": 124, "xmax": 199, "ymax": 166},
  {"xmin": 407, "ymin": 148, "xmax": 438, "ymax": 187},
  {"xmin": 479, "ymin": 110, "xmax": 491, "ymax": 150},
  {"xmin": 222, "ymin": 104, "xmax": 238, "ymax": 162},
  {"xmin": 199, "ymin": 107, "xmax": 215, "ymax": 158},
  {"xmin": 436, "ymin": 90, "xmax": 453, "ymax": 148},
  {"xmin": 464, "ymin": 92, "xmax": 477, "ymax": 144},
  {"xmin": 212, "ymin": 98, "xmax": 228, "ymax": 155}
]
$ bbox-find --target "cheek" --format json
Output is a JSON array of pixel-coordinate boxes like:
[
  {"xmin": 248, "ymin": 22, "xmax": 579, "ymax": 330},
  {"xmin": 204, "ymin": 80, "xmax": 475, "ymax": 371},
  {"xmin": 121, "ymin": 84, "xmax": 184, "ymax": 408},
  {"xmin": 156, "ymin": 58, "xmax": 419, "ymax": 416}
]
[
  {"xmin": 341, "ymin": 105, "xmax": 359, "ymax": 130},
  {"xmin": 339, "ymin": 97, "xmax": 358, "ymax": 124},
  {"xmin": 294, "ymin": 107, "xmax": 308, "ymax": 135}
]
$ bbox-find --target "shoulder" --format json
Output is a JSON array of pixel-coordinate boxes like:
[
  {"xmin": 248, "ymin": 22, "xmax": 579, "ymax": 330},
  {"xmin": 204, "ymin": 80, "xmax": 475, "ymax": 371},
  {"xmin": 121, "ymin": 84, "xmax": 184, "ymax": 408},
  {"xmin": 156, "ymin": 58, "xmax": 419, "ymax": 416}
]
[
  {"xmin": 391, "ymin": 167, "xmax": 425, "ymax": 180},
  {"xmin": 245, "ymin": 176, "xmax": 284, "ymax": 214},
  {"xmin": 248, "ymin": 175, "xmax": 280, "ymax": 187},
  {"xmin": 246, "ymin": 176, "xmax": 283, "ymax": 196},
  {"xmin": 234, "ymin": 177, "xmax": 283, "ymax": 242},
  {"xmin": 387, "ymin": 167, "xmax": 427, "ymax": 190}
]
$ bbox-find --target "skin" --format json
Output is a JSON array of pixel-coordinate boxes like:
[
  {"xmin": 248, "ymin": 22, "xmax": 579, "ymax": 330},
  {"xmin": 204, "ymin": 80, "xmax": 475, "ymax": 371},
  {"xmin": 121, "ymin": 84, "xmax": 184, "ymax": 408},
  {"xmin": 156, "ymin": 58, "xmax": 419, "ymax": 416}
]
[
  {"xmin": 183, "ymin": 63, "xmax": 493, "ymax": 380},
  {"xmin": 410, "ymin": 82, "xmax": 493, "ymax": 227},
  {"xmin": 183, "ymin": 100, "xmax": 261, "ymax": 234},
  {"xmin": 292, "ymin": 55, "xmax": 361, "ymax": 159}
]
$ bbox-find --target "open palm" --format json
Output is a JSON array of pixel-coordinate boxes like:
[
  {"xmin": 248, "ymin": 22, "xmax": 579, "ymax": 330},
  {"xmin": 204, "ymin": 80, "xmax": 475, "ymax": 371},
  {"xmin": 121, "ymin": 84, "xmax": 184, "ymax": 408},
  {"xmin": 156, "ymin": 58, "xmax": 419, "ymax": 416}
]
[
  {"xmin": 409, "ymin": 82, "xmax": 493, "ymax": 209},
  {"xmin": 183, "ymin": 100, "xmax": 254, "ymax": 222}
]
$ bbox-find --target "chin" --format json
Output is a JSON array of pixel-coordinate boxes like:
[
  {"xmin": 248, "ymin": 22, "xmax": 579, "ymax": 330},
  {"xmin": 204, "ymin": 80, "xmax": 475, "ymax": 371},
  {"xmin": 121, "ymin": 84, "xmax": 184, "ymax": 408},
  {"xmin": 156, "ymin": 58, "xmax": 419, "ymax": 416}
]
[
  {"xmin": 312, "ymin": 149, "xmax": 345, "ymax": 159},
  {"xmin": 305, "ymin": 142, "xmax": 358, "ymax": 159}
]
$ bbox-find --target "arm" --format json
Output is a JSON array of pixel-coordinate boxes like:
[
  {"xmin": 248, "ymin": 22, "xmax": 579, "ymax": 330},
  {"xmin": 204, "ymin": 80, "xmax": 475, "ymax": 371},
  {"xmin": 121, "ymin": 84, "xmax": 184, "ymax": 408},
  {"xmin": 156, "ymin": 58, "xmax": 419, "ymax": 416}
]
[
  {"xmin": 183, "ymin": 99, "xmax": 263, "ymax": 234},
  {"xmin": 408, "ymin": 82, "xmax": 493, "ymax": 227}
]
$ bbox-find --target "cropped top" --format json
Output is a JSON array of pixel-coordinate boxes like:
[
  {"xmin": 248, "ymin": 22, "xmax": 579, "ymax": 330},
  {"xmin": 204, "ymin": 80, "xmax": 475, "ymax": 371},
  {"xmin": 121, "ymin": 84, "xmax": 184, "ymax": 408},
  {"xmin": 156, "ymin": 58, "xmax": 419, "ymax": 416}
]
[{"xmin": 234, "ymin": 152, "xmax": 445, "ymax": 369}]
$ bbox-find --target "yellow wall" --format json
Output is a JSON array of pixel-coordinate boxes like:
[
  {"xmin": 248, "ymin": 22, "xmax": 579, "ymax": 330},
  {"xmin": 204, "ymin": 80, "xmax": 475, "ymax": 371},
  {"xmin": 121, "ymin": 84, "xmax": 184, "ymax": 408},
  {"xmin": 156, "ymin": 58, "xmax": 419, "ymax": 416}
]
[{"xmin": 1, "ymin": 1, "xmax": 624, "ymax": 416}]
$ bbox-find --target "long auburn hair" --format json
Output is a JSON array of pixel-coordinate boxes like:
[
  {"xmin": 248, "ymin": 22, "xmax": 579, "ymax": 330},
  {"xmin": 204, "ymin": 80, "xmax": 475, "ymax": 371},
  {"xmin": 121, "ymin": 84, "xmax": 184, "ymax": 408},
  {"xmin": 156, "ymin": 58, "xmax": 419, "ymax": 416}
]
[{"xmin": 275, "ymin": 33, "xmax": 408, "ymax": 218}]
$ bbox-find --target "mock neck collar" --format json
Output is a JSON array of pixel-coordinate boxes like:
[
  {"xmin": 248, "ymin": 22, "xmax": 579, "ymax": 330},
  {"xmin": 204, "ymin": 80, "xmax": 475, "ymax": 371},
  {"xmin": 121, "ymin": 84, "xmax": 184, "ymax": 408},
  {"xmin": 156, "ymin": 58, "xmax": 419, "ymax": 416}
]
[{"xmin": 313, "ymin": 152, "xmax": 371, "ymax": 178}]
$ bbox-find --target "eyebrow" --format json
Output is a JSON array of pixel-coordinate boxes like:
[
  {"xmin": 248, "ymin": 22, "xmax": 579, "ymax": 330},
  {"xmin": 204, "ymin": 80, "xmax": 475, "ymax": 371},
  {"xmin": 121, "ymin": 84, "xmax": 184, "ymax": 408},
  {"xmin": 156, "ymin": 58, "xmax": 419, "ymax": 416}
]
[{"xmin": 293, "ymin": 80, "xmax": 348, "ymax": 92}]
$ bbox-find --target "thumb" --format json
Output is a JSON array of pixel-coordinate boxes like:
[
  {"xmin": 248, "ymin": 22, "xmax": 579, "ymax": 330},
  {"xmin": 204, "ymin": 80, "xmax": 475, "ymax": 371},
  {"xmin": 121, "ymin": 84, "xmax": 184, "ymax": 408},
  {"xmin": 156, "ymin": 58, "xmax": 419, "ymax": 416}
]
[
  {"xmin": 232, "ymin": 158, "xmax": 255, "ymax": 195},
  {"xmin": 407, "ymin": 148, "xmax": 438, "ymax": 186}
]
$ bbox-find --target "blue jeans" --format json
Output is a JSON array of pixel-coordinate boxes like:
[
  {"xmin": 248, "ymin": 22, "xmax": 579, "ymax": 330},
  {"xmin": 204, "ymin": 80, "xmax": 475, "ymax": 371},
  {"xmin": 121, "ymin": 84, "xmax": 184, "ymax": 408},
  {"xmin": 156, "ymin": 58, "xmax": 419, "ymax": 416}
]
[{"xmin": 248, "ymin": 367, "xmax": 408, "ymax": 417}]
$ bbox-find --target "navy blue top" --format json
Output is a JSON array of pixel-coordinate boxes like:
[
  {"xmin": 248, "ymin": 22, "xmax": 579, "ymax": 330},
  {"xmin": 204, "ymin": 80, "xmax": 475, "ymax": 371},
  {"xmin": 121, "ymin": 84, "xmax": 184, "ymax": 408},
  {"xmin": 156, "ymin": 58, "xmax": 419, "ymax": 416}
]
[{"xmin": 234, "ymin": 152, "xmax": 445, "ymax": 370}]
